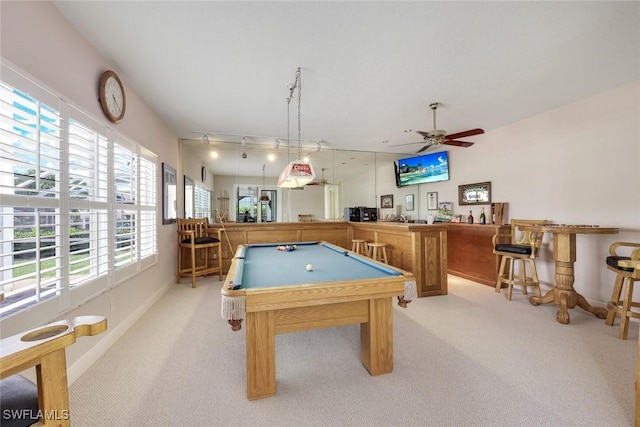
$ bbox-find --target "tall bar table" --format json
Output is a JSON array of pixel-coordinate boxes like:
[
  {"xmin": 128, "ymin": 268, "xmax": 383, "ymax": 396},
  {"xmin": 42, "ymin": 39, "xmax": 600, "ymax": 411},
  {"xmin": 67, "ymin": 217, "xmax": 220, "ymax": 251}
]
[{"xmin": 519, "ymin": 224, "xmax": 619, "ymax": 324}]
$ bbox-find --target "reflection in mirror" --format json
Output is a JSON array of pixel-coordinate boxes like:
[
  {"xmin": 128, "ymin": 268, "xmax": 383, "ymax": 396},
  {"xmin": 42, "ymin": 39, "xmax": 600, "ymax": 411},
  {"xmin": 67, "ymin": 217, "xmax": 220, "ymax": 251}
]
[
  {"xmin": 180, "ymin": 138, "xmax": 404, "ymax": 222},
  {"xmin": 184, "ymin": 175, "xmax": 193, "ymax": 218}
]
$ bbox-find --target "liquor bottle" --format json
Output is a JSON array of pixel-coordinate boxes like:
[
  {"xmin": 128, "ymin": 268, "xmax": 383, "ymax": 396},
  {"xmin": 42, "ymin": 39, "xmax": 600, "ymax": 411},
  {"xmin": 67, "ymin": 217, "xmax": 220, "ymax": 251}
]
[
  {"xmin": 467, "ymin": 210, "xmax": 474, "ymax": 224},
  {"xmin": 480, "ymin": 208, "xmax": 486, "ymax": 224}
]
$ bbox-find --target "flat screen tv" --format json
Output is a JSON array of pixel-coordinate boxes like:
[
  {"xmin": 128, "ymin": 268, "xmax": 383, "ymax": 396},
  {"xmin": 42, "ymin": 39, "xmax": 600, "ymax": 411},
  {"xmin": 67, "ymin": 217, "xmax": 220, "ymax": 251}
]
[{"xmin": 395, "ymin": 150, "xmax": 449, "ymax": 187}]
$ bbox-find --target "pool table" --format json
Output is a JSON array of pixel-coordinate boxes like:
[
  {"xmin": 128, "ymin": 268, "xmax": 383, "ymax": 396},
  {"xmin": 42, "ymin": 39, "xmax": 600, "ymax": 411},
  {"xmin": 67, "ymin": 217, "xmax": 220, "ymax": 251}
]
[{"xmin": 221, "ymin": 241, "xmax": 416, "ymax": 400}]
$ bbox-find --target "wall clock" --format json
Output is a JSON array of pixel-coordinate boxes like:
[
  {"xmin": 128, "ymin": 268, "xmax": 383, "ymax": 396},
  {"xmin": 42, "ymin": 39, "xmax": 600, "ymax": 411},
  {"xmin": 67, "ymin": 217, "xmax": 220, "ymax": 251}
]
[{"xmin": 98, "ymin": 70, "xmax": 126, "ymax": 123}]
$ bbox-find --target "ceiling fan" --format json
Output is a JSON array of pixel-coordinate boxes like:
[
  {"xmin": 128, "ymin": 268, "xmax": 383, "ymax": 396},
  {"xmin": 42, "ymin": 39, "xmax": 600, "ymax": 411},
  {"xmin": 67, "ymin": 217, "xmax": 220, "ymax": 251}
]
[
  {"xmin": 308, "ymin": 168, "xmax": 333, "ymax": 186},
  {"xmin": 394, "ymin": 102, "xmax": 484, "ymax": 153}
]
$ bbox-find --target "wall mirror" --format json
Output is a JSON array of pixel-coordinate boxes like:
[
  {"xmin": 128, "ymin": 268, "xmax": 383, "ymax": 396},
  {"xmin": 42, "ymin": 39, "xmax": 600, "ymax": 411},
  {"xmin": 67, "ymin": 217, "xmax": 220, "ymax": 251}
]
[
  {"xmin": 458, "ymin": 181, "xmax": 491, "ymax": 205},
  {"xmin": 180, "ymin": 138, "xmax": 405, "ymax": 222}
]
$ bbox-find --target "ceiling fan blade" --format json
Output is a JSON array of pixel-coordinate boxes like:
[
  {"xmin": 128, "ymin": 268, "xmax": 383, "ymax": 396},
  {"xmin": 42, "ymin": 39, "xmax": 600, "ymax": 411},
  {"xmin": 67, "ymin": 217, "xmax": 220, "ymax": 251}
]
[
  {"xmin": 445, "ymin": 128, "xmax": 484, "ymax": 140},
  {"xmin": 444, "ymin": 140, "xmax": 474, "ymax": 147},
  {"xmin": 389, "ymin": 141, "xmax": 425, "ymax": 147},
  {"xmin": 416, "ymin": 130, "xmax": 430, "ymax": 139}
]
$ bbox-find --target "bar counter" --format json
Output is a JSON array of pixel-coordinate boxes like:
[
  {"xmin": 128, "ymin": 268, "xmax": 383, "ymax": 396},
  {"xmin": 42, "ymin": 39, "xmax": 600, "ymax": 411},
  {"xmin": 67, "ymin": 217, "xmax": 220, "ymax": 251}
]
[{"xmin": 209, "ymin": 221, "xmax": 448, "ymax": 297}]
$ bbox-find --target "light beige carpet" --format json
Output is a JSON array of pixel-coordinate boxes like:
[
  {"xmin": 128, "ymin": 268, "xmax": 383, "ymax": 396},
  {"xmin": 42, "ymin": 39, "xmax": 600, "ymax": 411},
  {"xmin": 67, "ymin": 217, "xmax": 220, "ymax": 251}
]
[{"xmin": 70, "ymin": 275, "xmax": 637, "ymax": 426}]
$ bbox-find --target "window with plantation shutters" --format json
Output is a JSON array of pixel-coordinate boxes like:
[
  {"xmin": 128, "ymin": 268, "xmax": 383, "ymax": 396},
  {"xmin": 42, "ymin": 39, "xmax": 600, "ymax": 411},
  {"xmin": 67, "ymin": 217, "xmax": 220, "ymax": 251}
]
[
  {"xmin": 67, "ymin": 111, "xmax": 110, "ymax": 297},
  {"xmin": 194, "ymin": 183, "xmax": 212, "ymax": 220},
  {"xmin": 0, "ymin": 61, "xmax": 158, "ymax": 322},
  {"xmin": 0, "ymin": 78, "xmax": 64, "ymax": 318}
]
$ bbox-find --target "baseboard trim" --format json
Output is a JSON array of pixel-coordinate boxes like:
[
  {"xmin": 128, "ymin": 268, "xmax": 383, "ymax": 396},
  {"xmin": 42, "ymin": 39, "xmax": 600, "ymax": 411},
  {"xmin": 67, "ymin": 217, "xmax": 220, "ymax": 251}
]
[{"xmin": 67, "ymin": 279, "xmax": 175, "ymax": 385}]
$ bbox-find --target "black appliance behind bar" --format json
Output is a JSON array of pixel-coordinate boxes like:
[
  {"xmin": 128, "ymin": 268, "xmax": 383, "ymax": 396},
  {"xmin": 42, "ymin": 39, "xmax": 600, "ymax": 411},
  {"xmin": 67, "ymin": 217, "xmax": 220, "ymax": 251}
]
[{"xmin": 344, "ymin": 207, "xmax": 377, "ymax": 222}]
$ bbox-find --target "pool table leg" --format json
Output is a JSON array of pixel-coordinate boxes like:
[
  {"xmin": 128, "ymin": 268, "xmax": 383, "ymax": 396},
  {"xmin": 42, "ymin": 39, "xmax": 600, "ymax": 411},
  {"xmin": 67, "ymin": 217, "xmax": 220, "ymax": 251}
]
[
  {"xmin": 246, "ymin": 311, "xmax": 276, "ymax": 400},
  {"xmin": 360, "ymin": 297, "xmax": 394, "ymax": 375}
]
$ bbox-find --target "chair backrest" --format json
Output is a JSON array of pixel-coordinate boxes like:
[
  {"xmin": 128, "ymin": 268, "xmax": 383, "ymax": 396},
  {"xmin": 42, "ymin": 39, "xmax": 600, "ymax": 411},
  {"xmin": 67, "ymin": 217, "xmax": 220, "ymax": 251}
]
[
  {"xmin": 177, "ymin": 218, "xmax": 211, "ymax": 239},
  {"xmin": 510, "ymin": 219, "xmax": 549, "ymax": 256}
]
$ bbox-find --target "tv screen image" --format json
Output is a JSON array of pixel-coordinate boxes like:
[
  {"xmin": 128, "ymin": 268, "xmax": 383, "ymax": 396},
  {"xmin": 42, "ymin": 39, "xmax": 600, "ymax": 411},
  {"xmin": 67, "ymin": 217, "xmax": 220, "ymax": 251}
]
[{"xmin": 396, "ymin": 150, "xmax": 449, "ymax": 187}]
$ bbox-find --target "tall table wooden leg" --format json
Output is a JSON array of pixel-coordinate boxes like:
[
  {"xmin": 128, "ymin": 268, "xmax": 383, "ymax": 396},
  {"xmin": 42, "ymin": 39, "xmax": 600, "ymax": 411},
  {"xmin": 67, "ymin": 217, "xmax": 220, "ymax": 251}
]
[{"xmin": 529, "ymin": 232, "xmax": 607, "ymax": 323}]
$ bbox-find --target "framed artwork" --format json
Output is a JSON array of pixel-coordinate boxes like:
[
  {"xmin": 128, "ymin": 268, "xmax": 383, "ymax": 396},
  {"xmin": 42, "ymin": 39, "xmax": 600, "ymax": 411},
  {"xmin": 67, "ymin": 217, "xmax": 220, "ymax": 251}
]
[
  {"xmin": 427, "ymin": 192, "xmax": 438, "ymax": 210},
  {"xmin": 459, "ymin": 181, "xmax": 491, "ymax": 205},
  {"xmin": 405, "ymin": 194, "xmax": 414, "ymax": 211},
  {"xmin": 162, "ymin": 163, "xmax": 177, "ymax": 225},
  {"xmin": 380, "ymin": 194, "xmax": 394, "ymax": 209}
]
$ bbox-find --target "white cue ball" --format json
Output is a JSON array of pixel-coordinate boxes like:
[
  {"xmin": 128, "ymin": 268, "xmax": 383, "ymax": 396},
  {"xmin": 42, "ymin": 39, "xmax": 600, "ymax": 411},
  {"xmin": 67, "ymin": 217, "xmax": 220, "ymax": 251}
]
[{"xmin": 306, "ymin": 264, "xmax": 313, "ymax": 271}]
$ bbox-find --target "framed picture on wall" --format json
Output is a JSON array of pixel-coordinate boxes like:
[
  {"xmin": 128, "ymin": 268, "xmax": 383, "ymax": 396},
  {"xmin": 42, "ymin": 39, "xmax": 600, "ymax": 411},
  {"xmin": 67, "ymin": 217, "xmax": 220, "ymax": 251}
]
[
  {"xmin": 405, "ymin": 194, "xmax": 414, "ymax": 211},
  {"xmin": 427, "ymin": 192, "xmax": 438, "ymax": 210},
  {"xmin": 380, "ymin": 194, "xmax": 393, "ymax": 209}
]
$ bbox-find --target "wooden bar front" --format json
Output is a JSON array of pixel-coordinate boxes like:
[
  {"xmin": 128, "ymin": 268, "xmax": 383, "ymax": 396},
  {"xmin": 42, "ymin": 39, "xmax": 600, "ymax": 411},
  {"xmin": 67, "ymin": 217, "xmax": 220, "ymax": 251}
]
[
  {"xmin": 446, "ymin": 223, "xmax": 510, "ymax": 287},
  {"xmin": 210, "ymin": 221, "xmax": 448, "ymax": 297}
]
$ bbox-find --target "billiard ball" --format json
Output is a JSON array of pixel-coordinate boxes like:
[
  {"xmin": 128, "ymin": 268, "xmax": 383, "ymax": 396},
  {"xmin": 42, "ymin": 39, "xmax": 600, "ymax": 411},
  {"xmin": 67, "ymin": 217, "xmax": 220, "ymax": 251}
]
[{"xmin": 306, "ymin": 264, "xmax": 313, "ymax": 271}]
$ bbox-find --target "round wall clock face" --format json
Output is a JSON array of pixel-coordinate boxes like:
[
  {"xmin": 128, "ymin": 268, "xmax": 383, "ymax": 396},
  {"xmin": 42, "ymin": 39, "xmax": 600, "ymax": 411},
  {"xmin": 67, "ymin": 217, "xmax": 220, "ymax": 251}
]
[{"xmin": 98, "ymin": 70, "xmax": 126, "ymax": 123}]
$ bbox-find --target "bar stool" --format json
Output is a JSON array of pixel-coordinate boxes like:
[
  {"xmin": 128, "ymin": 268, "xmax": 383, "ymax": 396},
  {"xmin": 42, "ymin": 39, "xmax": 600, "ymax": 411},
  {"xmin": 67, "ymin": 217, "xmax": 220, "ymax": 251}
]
[
  {"xmin": 367, "ymin": 242, "xmax": 388, "ymax": 264},
  {"xmin": 604, "ymin": 242, "xmax": 640, "ymax": 339},
  {"xmin": 351, "ymin": 239, "xmax": 368, "ymax": 256}
]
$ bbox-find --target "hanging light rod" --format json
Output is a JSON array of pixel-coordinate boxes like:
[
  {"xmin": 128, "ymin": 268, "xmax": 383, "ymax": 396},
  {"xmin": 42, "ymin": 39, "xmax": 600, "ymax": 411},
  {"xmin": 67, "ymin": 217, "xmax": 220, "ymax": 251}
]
[{"xmin": 277, "ymin": 67, "xmax": 316, "ymax": 188}]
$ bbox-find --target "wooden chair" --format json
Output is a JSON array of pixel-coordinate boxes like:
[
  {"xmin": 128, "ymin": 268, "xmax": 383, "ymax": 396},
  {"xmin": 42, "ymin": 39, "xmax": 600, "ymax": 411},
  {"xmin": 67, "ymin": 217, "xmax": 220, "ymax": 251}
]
[
  {"xmin": 493, "ymin": 219, "xmax": 548, "ymax": 300},
  {"xmin": 604, "ymin": 242, "xmax": 640, "ymax": 340},
  {"xmin": 177, "ymin": 218, "xmax": 222, "ymax": 288},
  {"xmin": 298, "ymin": 214, "xmax": 314, "ymax": 222}
]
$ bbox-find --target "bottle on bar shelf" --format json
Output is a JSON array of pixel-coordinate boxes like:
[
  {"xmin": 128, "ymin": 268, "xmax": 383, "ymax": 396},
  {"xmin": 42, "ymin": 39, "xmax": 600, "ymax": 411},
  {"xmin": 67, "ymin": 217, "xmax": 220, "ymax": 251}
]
[
  {"xmin": 480, "ymin": 208, "xmax": 486, "ymax": 224},
  {"xmin": 467, "ymin": 210, "xmax": 474, "ymax": 224}
]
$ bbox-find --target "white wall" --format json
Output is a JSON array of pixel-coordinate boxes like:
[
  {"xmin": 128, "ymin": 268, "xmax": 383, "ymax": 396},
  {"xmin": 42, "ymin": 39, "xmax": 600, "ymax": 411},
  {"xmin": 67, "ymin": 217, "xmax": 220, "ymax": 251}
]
[
  {"xmin": 372, "ymin": 81, "xmax": 640, "ymax": 303},
  {"xmin": 0, "ymin": 1, "xmax": 180, "ymax": 381}
]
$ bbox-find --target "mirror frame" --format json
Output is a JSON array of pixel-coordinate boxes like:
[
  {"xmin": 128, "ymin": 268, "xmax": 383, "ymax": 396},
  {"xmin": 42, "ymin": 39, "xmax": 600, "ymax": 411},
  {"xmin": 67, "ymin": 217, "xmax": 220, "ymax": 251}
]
[
  {"xmin": 458, "ymin": 181, "xmax": 491, "ymax": 205},
  {"xmin": 162, "ymin": 162, "xmax": 177, "ymax": 224},
  {"xmin": 184, "ymin": 175, "xmax": 193, "ymax": 218}
]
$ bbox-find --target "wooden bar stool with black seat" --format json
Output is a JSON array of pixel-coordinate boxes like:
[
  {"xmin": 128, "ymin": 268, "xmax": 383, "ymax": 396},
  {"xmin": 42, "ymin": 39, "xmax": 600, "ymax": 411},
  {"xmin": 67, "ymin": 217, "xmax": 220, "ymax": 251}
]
[
  {"xmin": 493, "ymin": 219, "xmax": 548, "ymax": 301},
  {"xmin": 351, "ymin": 239, "xmax": 368, "ymax": 256},
  {"xmin": 367, "ymin": 242, "xmax": 388, "ymax": 264},
  {"xmin": 605, "ymin": 242, "xmax": 640, "ymax": 340},
  {"xmin": 178, "ymin": 218, "xmax": 223, "ymax": 288}
]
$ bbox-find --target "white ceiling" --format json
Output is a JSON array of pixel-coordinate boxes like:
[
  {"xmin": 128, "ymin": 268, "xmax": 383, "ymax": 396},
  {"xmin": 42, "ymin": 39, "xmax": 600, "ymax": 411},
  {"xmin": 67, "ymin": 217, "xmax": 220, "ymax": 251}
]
[{"xmin": 53, "ymin": 1, "xmax": 640, "ymax": 177}]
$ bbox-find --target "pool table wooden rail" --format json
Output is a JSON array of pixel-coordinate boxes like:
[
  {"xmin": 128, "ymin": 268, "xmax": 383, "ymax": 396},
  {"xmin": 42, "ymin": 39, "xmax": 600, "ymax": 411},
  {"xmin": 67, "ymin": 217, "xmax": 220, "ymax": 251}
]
[{"xmin": 211, "ymin": 221, "xmax": 447, "ymax": 297}]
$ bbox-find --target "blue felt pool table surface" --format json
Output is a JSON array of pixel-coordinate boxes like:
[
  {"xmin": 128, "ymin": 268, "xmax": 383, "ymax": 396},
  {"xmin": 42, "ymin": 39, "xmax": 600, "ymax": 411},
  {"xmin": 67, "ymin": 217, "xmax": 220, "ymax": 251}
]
[{"xmin": 228, "ymin": 241, "xmax": 402, "ymax": 289}]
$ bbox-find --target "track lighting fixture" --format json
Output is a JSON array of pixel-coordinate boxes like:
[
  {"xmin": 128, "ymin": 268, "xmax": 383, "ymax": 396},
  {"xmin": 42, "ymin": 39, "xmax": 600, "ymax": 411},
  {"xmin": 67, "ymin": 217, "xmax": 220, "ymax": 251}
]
[
  {"xmin": 203, "ymin": 133, "xmax": 209, "ymax": 145},
  {"xmin": 274, "ymin": 138, "xmax": 280, "ymax": 149},
  {"xmin": 241, "ymin": 136, "xmax": 247, "ymax": 147},
  {"xmin": 242, "ymin": 151, "xmax": 247, "ymax": 159}
]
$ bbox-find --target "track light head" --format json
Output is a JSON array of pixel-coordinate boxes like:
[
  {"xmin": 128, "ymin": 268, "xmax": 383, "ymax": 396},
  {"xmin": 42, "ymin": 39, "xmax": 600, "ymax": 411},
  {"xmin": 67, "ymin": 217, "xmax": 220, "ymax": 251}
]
[
  {"xmin": 203, "ymin": 133, "xmax": 209, "ymax": 145},
  {"xmin": 274, "ymin": 138, "xmax": 280, "ymax": 149},
  {"xmin": 241, "ymin": 136, "xmax": 247, "ymax": 147},
  {"xmin": 242, "ymin": 151, "xmax": 247, "ymax": 159}
]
